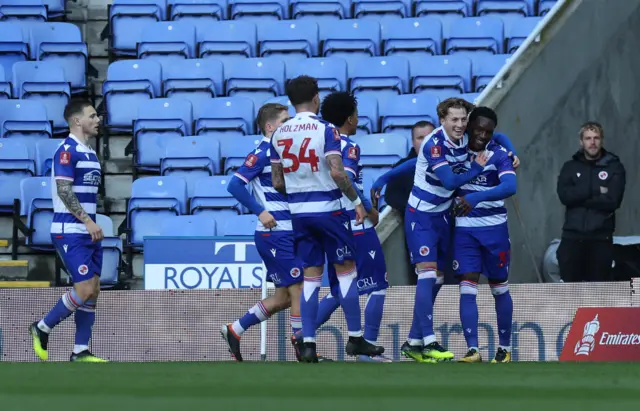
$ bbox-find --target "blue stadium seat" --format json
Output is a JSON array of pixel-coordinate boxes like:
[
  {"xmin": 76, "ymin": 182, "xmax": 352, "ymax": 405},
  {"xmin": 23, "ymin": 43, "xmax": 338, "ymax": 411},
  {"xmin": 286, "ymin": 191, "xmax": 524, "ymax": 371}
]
[
  {"xmin": 230, "ymin": 0, "xmax": 289, "ymax": 21},
  {"xmin": 194, "ymin": 96, "xmax": 255, "ymax": 137},
  {"xmin": 352, "ymin": 0, "xmax": 410, "ymax": 19},
  {"xmin": 408, "ymin": 54, "xmax": 472, "ymax": 94},
  {"xmin": 415, "ymin": 0, "xmax": 471, "ymax": 17},
  {"xmin": 262, "ymin": 96, "xmax": 295, "ymax": 117},
  {"xmin": 12, "ymin": 61, "xmax": 70, "ymax": 132},
  {"xmin": 257, "ymin": 20, "xmax": 319, "ymax": 63},
  {"xmin": 506, "ymin": 16, "xmax": 540, "ymax": 53},
  {"xmin": 161, "ymin": 58, "xmax": 223, "ymax": 103},
  {"xmin": 0, "ymin": 100, "xmax": 52, "ymax": 156},
  {"xmin": 168, "ymin": 0, "xmax": 227, "ymax": 22},
  {"xmin": 20, "ymin": 176, "xmax": 53, "ymax": 249},
  {"xmin": 161, "ymin": 136, "xmax": 221, "ymax": 196},
  {"xmin": 224, "ymin": 58, "xmax": 285, "ymax": 108},
  {"xmin": 0, "ymin": 175, "xmax": 24, "ymax": 213},
  {"xmin": 381, "ymin": 17, "xmax": 443, "ymax": 57},
  {"xmin": 189, "ymin": 175, "xmax": 244, "ymax": 217},
  {"xmin": 380, "ymin": 93, "xmax": 439, "ymax": 134},
  {"xmin": 43, "ymin": 0, "xmax": 66, "ymax": 19},
  {"xmin": 109, "ymin": 0, "xmax": 167, "ymax": 56},
  {"xmin": 133, "ymin": 98, "xmax": 194, "ymax": 170},
  {"xmin": 198, "ymin": 20, "xmax": 257, "ymax": 60},
  {"xmin": 319, "ymin": 20, "xmax": 380, "ymax": 64},
  {"xmin": 351, "ymin": 133, "xmax": 406, "ymax": 167},
  {"xmin": 0, "ymin": 0, "xmax": 47, "ymax": 21},
  {"xmin": 221, "ymin": 214, "xmax": 257, "ymax": 236},
  {"xmin": 286, "ymin": 57, "xmax": 347, "ymax": 100},
  {"xmin": 161, "ymin": 214, "xmax": 218, "ymax": 236},
  {"xmin": 471, "ymin": 54, "xmax": 510, "ymax": 92},
  {"xmin": 446, "ymin": 16, "xmax": 504, "ymax": 55},
  {"xmin": 127, "ymin": 176, "xmax": 188, "ymax": 247},
  {"xmin": 362, "ymin": 167, "xmax": 387, "ymax": 210},
  {"xmin": 476, "ymin": 0, "xmax": 532, "ymax": 16},
  {"xmin": 461, "ymin": 92, "xmax": 480, "ymax": 104},
  {"xmin": 217, "ymin": 134, "xmax": 263, "ymax": 174},
  {"xmin": 0, "ymin": 65, "xmax": 11, "ymax": 99},
  {"xmin": 102, "ymin": 59, "xmax": 162, "ymax": 130},
  {"xmin": 348, "ymin": 56, "xmax": 409, "ymax": 103},
  {"xmin": 29, "ymin": 23, "xmax": 89, "ymax": 93},
  {"xmin": 0, "ymin": 139, "xmax": 35, "ymax": 176},
  {"xmin": 0, "ymin": 22, "xmax": 29, "ymax": 82},
  {"xmin": 35, "ymin": 138, "xmax": 63, "ymax": 176},
  {"xmin": 291, "ymin": 0, "xmax": 351, "ymax": 20},
  {"xmin": 138, "ymin": 21, "xmax": 197, "ymax": 64},
  {"xmin": 538, "ymin": 0, "xmax": 557, "ymax": 16},
  {"xmin": 354, "ymin": 94, "xmax": 378, "ymax": 134},
  {"xmin": 96, "ymin": 214, "xmax": 122, "ymax": 286}
]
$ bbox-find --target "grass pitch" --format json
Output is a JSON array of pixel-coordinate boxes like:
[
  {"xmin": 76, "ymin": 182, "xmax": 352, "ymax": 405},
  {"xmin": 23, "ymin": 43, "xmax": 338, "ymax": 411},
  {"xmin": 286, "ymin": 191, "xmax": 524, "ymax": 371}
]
[{"xmin": 0, "ymin": 362, "xmax": 638, "ymax": 411}]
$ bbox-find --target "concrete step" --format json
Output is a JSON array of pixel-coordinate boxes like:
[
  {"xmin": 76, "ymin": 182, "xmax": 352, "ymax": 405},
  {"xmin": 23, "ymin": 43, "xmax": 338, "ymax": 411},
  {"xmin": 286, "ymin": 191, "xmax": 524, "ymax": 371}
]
[{"xmin": 0, "ymin": 259, "xmax": 29, "ymax": 279}]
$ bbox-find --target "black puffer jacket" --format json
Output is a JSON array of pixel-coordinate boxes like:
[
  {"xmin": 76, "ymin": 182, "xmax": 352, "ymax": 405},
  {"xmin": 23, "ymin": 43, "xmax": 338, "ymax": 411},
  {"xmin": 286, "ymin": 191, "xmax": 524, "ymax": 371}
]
[{"xmin": 556, "ymin": 149, "xmax": 626, "ymax": 239}]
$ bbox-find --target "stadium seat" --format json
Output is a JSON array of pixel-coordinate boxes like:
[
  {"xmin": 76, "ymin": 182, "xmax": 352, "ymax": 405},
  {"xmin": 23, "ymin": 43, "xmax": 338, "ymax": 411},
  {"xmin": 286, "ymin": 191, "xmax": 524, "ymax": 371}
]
[
  {"xmin": 362, "ymin": 168, "xmax": 387, "ymax": 210},
  {"xmin": 193, "ymin": 96, "xmax": 255, "ymax": 138},
  {"xmin": 20, "ymin": 176, "xmax": 54, "ymax": 249},
  {"xmin": 319, "ymin": 20, "xmax": 381, "ymax": 64},
  {"xmin": 108, "ymin": 0, "xmax": 167, "ymax": 57},
  {"xmin": 348, "ymin": 56, "xmax": 409, "ymax": 103},
  {"xmin": 0, "ymin": 175, "xmax": 24, "ymax": 213},
  {"xmin": 506, "ymin": 17, "xmax": 540, "ymax": 53},
  {"xmin": 168, "ymin": 0, "xmax": 227, "ymax": 22},
  {"xmin": 290, "ymin": 0, "xmax": 351, "ymax": 20},
  {"xmin": 0, "ymin": 22, "xmax": 29, "ymax": 83},
  {"xmin": 29, "ymin": 23, "xmax": 89, "ymax": 93},
  {"xmin": 380, "ymin": 93, "xmax": 439, "ymax": 134},
  {"xmin": 133, "ymin": 98, "xmax": 194, "ymax": 170},
  {"xmin": 446, "ymin": 17, "xmax": 504, "ymax": 55},
  {"xmin": 35, "ymin": 138, "xmax": 63, "ymax": 176},
  {"xmin": 0, "ymin": 100, "xmax": 52, "ymax": 157},
  {"xmin": 415, "ymin": 0, "xmax": 471, "ymax": 17},
  {"xmin": 256, "ymin": 21, "xmax": 319, "ymax": 63},
  {"xmin": 0, "ymin": 65, "xmax": 12, "ymax": 99},
  {"xmin": 217, "ymin": 134, "xmax": 263, "ymax": 174},
  {"xmin": 476, "ymin": 0, "xmax": 531, "ymax": 17},
  {"xmin": 354, "ymin": 94, "xmax": 378, "ymax": 134},
  {"xmin": 102, "ymin": 59, "xmax": 162, "ymax": 130},
  {"xmin": 161, "ymin": 58, "xmax": 224, "ymax": 103},
  {"xmin": 471, "ymin": 54, "xmax": 510, "ymax": 92},
  {"xmin": 538, "ymin": 0, "xmax": 557, "ymax": 16},
  {"xmin": 461, "ymin": 92, "xmax": 480, "ymax": 104},
  {"xmin": 262, "ymin": 96, "xmax": 295, "ymax": 117},
  {"xmin": 127, "ymin": 176, "xmax": 188, "ymax": 247},
  {"xmin": 224, "ymin": 58, "xmax": 285, "ymax": 108},
  {"xmin": 380, "ymin": 17, "xmax": 443, "ymax": 57},
  {"xmin": 12, "ymin": 61, "xmax": 70, "ymax": 133},
  {"xmin": 408, "ymin": 54, "xmax": 472, "ymax": 94},
  {"xmin": 160, "ymin": 136, "xmax": 221, "ymax": 196},
  {"xmin": 0, "ymin": 0, "xmax": 47, "ymax": 21},
  {"xmin": 221, "ymin": 214, "xmax": 257, "ymax": 236},
  {"xmin": 160, "ymin": 214, "xmax": 218, "ymax": 236},
  {"xmin": 286, "ymin": 57, "xmax": 347, "ymax": 101},
  {"xmin": 96, "ymin": 214, "xmax": 122, "ymax": 286},
  {"xmin": 198, "ymin": 20, "xmax": 257, "ymax": 60},
  {"xmin": 138, "ymin": 21, "xmax": 197, "ymax": 65},
  {"xmin": 229, "ymin": 0, "xmax": 289, "ymax": 21},
  {"xmin": 352, "ymin": 0, "xmax": 410, "ymax": 19},
  {"xmin": 189, "ymin": 175, "xmax": 244, "ymax": 218},
  {"xmin": 351, "ymin": 133, "xmax": 406, "ymax": 168},
  {"xmin": 0, "ymin": 139, "xmax": 35, "ymax": 177}
]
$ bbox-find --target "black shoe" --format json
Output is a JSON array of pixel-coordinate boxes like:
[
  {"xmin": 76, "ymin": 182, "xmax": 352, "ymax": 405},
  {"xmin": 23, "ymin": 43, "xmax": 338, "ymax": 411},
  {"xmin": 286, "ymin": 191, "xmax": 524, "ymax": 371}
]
[
  {"xmin": 300, "ymin": 342, "xmax": 319, "ymax": 363},
  {"xmin": 69, "ymin": 350, "xmax": 107, "ymax": 362},
  {"xmin": 317, "ymin": 355, "xmax": 334, "ymax": 362},
  {"xmin": 345, "ymin": 336, "xmax": 385, "ymax": 357},
  {"xmin": 29, "ymin": 321, "xmax": 49, "ymax": 350},
  {"xmin": 220, "ymin": 324, "xmax": 243, "ymax": 362},
  {"xmin": 290, "ymin": 334, "xmax": 303, "ymax": 362}
]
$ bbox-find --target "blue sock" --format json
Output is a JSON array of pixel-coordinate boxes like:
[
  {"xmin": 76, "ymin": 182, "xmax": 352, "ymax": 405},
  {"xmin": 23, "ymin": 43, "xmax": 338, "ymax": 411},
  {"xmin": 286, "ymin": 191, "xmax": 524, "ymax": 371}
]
[
  {"xmin": 337, "ymin": 267, "xmax": 362, "ymax": 336},
  {"xmin": 415, "ymin": 268, "xmax": 436, "ymax": 345},
  {"xmin": 290, "ymin": 314, "xmax": 302, "ymax": 335},
  {"xmin": 364, "ymin": 291, "xmax": 386, "ymax": 344},
  {"xmin": 317, "ymin": 294, "xmax": 340, "ymax": 328},
  {"xmin": 433, "ymin": 276, "xmax": 443, "ymax": 303},
  {"xmin": 41, "ymin": 289, "xmax": 84, "ymax": 331},
  {"xmin": 74, "ymin": 299, "xmax": 96, "ymax": 352},
  {"xmin": 407, "ymin": 304, "xmax": 422, "ymax": 343},
  {"xmin": 232, "ymin": 301, "xmax": 270, "ymax": 337},
  {"xmin": 301, "ymin": 276, "xmax": 322, "ymax": 342},
  {"xmin": 459, "ymin": 280, "xmax": 479, "ymax": 349},
  {"xmin": 492, "ymin": 282, "xmax": 513, "ymax": 348}
]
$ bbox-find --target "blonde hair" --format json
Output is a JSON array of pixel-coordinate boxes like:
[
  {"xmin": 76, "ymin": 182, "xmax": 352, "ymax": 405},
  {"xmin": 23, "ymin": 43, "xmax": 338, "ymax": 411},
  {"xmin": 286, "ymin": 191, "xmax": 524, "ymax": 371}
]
[
  {"xmin": 579, "ymin": 121, "xmax": 604, "ymax": 139},
  {"xmin": 257, "ymin": 103, "xmax": 288, "ymax": 135},
  {"xmin": 437, "ymin": 98, "xmax": 474, "ymax": 121}
]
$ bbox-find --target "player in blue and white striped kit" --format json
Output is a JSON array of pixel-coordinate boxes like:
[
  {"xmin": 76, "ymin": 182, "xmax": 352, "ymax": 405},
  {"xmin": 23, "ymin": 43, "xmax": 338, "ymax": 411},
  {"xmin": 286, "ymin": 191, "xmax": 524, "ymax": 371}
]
[
  {"xmin": 452, "ymin": 107, "xmax": 516, "ymax": 364},
  {"xmin": 29, "ymin": 100, "xmax": 106, "ymax": 362}
]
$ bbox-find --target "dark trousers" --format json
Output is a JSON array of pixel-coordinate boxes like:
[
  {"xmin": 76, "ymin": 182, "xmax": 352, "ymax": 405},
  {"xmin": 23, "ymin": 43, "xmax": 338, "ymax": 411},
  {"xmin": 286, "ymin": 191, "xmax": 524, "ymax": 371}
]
[{"xmin": 556, "ymin": 237, "xmax": 614, "ymax": 282}]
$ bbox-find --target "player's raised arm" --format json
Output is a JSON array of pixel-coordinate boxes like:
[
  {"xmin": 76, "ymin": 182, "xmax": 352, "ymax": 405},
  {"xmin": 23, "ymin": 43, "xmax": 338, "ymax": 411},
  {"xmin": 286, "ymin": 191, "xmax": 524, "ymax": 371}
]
[{"xmin": 428, "ymin": 139, "xmax": 489, "ymax": 190}]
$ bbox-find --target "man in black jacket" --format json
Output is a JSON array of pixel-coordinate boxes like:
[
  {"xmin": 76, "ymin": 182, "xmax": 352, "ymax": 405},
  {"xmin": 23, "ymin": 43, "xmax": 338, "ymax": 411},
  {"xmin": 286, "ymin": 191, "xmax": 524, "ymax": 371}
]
[{"xmin": 556, "ymin": 121, "xmax": 626, "ymax": 282}]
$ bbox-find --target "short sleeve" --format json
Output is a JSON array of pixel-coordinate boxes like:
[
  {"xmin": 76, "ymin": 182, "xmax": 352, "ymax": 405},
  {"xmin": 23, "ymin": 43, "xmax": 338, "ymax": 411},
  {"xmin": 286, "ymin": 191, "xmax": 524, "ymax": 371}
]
[
  {"xmin": 235, "ymin": 151, "xmax": 266, "ymax": 183},
  {"xmin": 342, "ymin": 143, "xmax": 359, "ymax": 178},
  {"xmin": 324, "ymin": 125, "xmax": 342, "ymax": 156},
  {"xmin": 497, "ymin": 152, "xmax": 516, "ymax": 179},
  {"xmin": 270, "ymin": 138, "xmax": 281, "ymax": 163},
  {"xmin": 53, "ymin": 147, "xmax": 75, "ymax": 180},
  {"xmin": 423, "ymin": 140, "xmax": 448, "ymax": 171}
]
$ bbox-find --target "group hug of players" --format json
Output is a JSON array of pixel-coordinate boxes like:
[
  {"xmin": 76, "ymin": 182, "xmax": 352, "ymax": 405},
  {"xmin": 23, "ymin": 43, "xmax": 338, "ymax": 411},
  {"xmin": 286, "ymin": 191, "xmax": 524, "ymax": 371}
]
[{"xmin": 220, "ymin": 76, "xmax": 520, "ymax": 364}]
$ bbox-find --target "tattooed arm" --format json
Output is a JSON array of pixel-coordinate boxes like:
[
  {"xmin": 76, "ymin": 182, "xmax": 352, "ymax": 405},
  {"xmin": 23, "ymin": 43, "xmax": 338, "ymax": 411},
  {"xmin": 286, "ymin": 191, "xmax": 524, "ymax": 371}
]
[
  {"xmin": 327, "ymin": 154, "xmax": 358, "ymax": 202},
  {"xmin": 271, "ymin": 162, "xmax": 287, "ymax": 196},
  {"xmin": 56, "ymin": 180, "xmax": 92, "ymax": 223}
]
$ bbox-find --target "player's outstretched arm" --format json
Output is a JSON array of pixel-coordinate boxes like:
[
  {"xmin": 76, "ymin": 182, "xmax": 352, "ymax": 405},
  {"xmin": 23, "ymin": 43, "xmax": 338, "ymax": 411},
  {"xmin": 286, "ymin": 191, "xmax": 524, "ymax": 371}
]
[
  {"xmin": 371, "ymin": 157, "xmax": 418, "ymax": 192},
  {"xmin": 56, "ymin": 180, "xmax": 103, "ymax": 242},
  {"xmin": 454, "ymin": 173, "xmax": 517, "ymax": 216},
  {"xmin": 227, "ymin": 177, "xmax": 265, "ymax": 215},
  {"xmin": 433, "ymin": 160, "xmax": 485, "ymax": 191},
  {"xmin": 271, "ymin": 162, "xmax": 287, "ymax": 196}
]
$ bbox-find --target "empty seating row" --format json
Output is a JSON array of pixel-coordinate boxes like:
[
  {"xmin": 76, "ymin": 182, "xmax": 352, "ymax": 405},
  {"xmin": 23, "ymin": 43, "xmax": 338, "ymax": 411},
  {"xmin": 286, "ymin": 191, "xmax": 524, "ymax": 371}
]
[
  {"xmin": 0, "ymin": 22, "xmax": 88, "ymax": 91},
  {"xmin": 0, "ymin": 0, "xmax": 67, "ymax": 21},
  {"xmin": 108, "ymin": 17, "xmax": 541, "ymax": 60}
]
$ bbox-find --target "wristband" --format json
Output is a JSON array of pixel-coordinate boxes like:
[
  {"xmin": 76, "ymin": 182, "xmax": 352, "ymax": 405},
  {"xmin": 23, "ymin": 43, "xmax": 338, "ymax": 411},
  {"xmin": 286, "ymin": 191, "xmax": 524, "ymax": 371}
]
[{"xmin": 353, "ymin": 197, "xmax": 362, "ymax": 206}]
